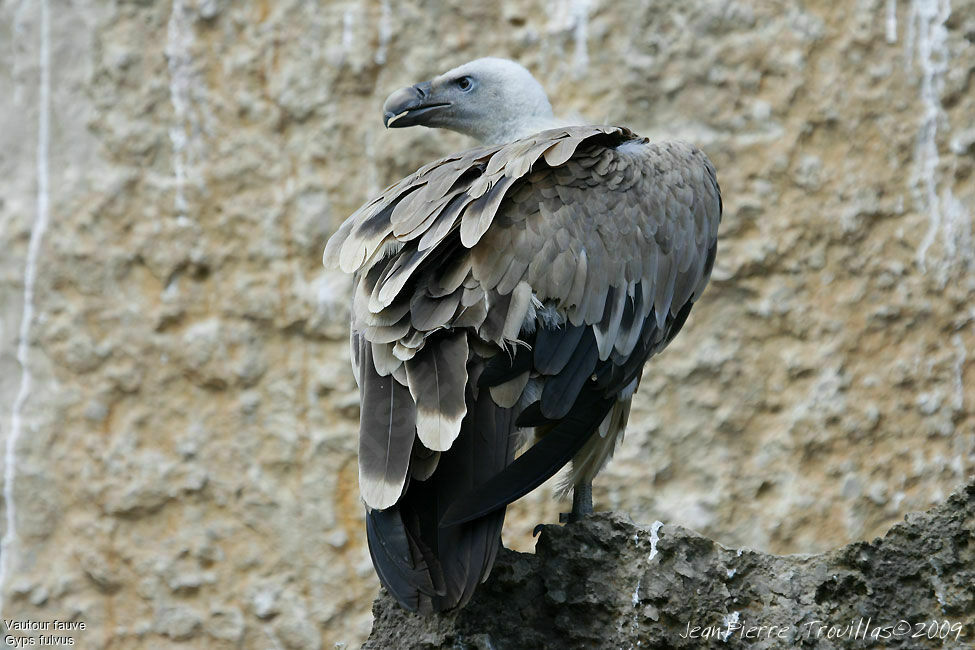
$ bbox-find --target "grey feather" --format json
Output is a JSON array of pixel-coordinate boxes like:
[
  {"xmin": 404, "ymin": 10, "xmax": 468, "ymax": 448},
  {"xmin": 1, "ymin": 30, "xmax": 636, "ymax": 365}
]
[
  {"xmin": 393, "ymin": 329, "xmax": 426, "ymax": 361},
  {"xmin": 358, "ymin": 345, "xmax": 417, "ymax": 510},
  {"xmin": 594, "ymin": 283, "xmax": 627, "ymax": 360},
  {"xmin": 653, "ymin": 250, "xmax": 677, "ymax": 330},
  {"xmin": 502, "ymin": 282, "xmax": 534, "ymax": 341},
  {"xmin": 411, "ymin": 290, "xmax": 462, "ymax": 332},
  {"xmin": 371, "ymin": 341, "xmax": 402, "ymax": 377},
  {"xmin": 460, "ymin": 174, "xmax": 518, "ymax": 247},
  {"xmin": 489, "ymin": 370, "xmax": 530, "ymax": 408},
  {"xmin": 366, "ymin": 316, "xmax": 412, "ymax": 344},
  {"xmin": 405, "ymin": 334, "xmax": 469, "ymax": 451}
]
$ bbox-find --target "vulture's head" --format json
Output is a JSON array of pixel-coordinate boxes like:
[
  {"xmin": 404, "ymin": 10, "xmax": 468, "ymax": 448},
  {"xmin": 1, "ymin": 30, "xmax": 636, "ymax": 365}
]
[{"xmin": 382, "ymin": 57, "xmax": 563, "ymax": 145}]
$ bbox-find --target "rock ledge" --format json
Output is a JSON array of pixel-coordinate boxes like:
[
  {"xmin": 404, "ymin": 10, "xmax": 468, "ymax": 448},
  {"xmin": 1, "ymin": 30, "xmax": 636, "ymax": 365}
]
[{"xmin": 366, "ymin": 480, "xmax": 974, "ymax": 649}]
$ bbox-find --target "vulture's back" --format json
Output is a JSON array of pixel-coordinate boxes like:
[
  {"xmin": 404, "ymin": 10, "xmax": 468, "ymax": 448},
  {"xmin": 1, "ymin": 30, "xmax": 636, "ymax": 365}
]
[{"xmin": 323, "ymin": 125, "xmax": 720, "ymax": 612}]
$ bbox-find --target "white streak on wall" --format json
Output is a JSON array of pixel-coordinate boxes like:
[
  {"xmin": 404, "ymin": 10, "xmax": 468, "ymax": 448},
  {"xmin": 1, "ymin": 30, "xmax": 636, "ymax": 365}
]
[
  {"xmin": 939, "ymin": 190, "xmax": 973, "ymax": 276},
  {"xmin": 886, "ymin": 0, "xmax": 898, "ymax": 43},
  {"xmin": 572, "ymin": 0, "xmax": 590, "ymax": 74},
  {"xmin": 544, "ymin": 0, "xmax": 591, "ymax": 78},
  {"xmin": 364, "ymin": 129, "xmax": 380, "ymax": 199},
  {"xmin": 910, "ymin": 0, "xmax": 947, "ymax": 272},
  {"xmin": 374, "ymin": 0, "xmax": 392, "ymax": 65},
  {"xmin": 909, "ymin": 0, "xmax": 973, "ymax": 283},
  {"xmin": 166, "ymin": 0, "xmax": 193, "ymax": 225},
  {"xmin": 951, "ymin": 334, "xmax": 966, "ymax": 412},
  {"xmin": 904, "ymin": 0, "xmax": 917, "ymax": 70},
  {"xmin": 648, "ymin": 520, "xmax": 663, "ymax": 561},
  {"xmin": 342, "ymin": 7, "xmax": 355, "ymax": 61},
  {"xmin": 0, "ymin": 0, "xmax": 50, "ymax": 617}
]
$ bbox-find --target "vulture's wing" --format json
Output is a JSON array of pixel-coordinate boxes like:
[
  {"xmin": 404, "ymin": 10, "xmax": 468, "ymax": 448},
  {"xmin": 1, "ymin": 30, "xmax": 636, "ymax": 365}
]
[{"xmin": 324, "ymin": 125, "xmax": 721, "ymax": 610}]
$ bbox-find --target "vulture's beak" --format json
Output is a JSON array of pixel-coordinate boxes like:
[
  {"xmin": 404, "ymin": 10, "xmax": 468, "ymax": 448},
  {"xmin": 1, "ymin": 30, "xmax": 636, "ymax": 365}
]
[{"xmin": 382, "ymin": 81, "xmax": 449, "ymax": 128}]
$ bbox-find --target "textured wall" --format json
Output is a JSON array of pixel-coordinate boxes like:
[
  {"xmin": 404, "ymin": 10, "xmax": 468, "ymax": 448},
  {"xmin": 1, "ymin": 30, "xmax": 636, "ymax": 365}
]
[{"xmin": 0, "ymin": 0, "xmax": 971, "ymax": 648}]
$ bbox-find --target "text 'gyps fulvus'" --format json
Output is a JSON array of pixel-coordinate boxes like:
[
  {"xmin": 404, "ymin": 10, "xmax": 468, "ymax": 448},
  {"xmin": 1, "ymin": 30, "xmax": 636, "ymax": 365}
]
[{"xmin": 323, "ymin": 58, "xmax": 722, "ymax": 613}]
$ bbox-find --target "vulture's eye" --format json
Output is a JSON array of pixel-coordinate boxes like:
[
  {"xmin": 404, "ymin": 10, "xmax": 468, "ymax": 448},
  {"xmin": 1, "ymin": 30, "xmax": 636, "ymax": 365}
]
[{"xmin": 456, "ymin": 76, "xmax": 473, "ymax": 92}]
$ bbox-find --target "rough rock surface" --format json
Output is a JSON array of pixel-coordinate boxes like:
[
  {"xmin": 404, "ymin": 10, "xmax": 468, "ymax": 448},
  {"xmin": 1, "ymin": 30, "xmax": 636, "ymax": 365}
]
[
  {"xmin": 0, "ymin": 0, "xmax": 972, "ymax": 648},
  {"xmin": 367, "ymin": 480, "xmax": 975, "ymax": 649}
]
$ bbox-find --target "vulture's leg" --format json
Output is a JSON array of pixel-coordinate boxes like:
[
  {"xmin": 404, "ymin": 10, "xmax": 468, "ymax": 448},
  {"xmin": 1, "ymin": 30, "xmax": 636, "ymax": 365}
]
[{"xmin": 560, "ymin": 481, "xmax": 594, "ymax": 523}]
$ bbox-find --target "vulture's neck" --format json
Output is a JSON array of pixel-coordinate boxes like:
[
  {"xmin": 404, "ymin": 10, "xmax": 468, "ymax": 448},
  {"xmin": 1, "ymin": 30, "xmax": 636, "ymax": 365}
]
[{"xmin": 471, "ymin": 115, "xmax": 573, "ymax": 145}]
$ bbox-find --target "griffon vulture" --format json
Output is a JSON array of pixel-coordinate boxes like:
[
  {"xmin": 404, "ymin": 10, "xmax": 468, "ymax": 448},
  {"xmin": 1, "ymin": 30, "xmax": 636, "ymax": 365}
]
[{"xmin": 323, "ymin": 57, "xmax": 722, "ymax": 612}]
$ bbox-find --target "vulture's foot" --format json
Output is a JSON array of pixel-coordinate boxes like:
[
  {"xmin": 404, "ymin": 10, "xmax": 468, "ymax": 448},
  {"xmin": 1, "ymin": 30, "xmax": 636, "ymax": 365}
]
[{"xmin": 559, "ymin": 482, "xmax": 594, "ymax": 524}]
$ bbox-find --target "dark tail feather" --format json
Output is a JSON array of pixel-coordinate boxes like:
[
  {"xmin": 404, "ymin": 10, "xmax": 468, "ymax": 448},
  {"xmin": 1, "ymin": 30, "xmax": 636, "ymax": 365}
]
[
  {"xmin": 365, "ymin": 506, "xmax": 444, "ymax": 612},
  {"xmin": 441, "ymin": 390, "xmax": 614, "ymax": 528},
  {"xmin": 365, "ymin": 372, "xmax": 517, "ymax": 612}
]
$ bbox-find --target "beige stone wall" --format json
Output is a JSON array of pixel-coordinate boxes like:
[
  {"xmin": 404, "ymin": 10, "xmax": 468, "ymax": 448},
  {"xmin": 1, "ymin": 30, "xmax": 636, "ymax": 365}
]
[{"xmin": 0, "ymin": 0, "xmax": 971, "ymax": 647}]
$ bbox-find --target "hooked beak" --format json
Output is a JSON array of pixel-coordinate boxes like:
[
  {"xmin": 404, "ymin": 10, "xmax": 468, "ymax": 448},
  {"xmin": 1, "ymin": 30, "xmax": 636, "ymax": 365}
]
[{"xmin": 382, "ymin": 81, "xmax": 450, "ymax": 128}]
